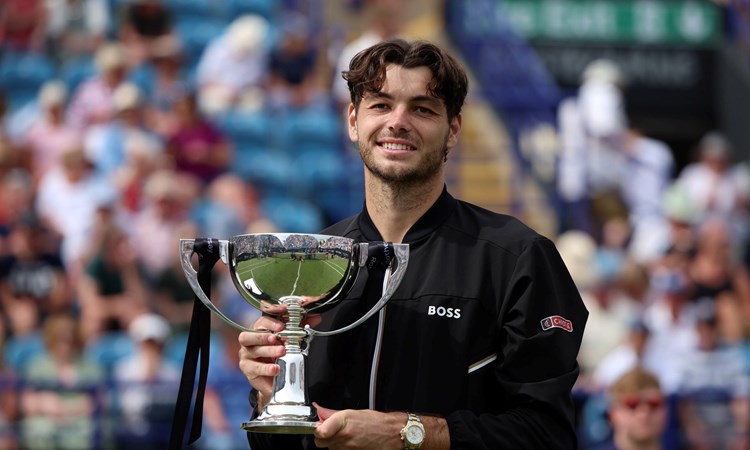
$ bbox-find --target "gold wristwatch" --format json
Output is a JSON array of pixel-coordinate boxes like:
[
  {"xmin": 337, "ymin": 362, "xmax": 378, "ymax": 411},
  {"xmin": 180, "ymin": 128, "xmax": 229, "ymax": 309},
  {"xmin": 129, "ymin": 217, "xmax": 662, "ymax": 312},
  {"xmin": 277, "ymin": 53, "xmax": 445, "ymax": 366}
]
[{"xmin": 400, "ymin": 413, "xmax": 425, "ymax": 449}]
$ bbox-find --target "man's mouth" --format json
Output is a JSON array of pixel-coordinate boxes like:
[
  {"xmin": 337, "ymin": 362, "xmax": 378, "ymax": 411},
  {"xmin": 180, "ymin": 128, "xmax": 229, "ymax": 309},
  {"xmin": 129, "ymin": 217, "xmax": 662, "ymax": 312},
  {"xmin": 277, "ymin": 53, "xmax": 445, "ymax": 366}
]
[{"xmin": 379, "ymin": 142, "xmax": 416, "ymax": 151}]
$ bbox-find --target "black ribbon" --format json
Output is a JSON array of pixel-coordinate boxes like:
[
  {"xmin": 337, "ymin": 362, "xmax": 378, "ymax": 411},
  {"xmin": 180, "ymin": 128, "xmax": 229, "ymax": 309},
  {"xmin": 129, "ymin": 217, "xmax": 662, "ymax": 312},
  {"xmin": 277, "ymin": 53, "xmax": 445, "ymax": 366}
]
[
  {"xmin": 169, "ymin": 238, "xmax": 221, "ymax": 449},
  {"xmin": 366, "ymin": 242, "xmax": 394, "ymax": 272}
]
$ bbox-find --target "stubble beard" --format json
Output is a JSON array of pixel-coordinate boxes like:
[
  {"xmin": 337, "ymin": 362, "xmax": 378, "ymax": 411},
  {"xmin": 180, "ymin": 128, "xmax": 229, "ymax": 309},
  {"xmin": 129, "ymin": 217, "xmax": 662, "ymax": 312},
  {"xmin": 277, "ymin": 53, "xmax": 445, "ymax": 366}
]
[{"xmin": 358, "ymin": 137, "xmax": 447, "ymax": 187}]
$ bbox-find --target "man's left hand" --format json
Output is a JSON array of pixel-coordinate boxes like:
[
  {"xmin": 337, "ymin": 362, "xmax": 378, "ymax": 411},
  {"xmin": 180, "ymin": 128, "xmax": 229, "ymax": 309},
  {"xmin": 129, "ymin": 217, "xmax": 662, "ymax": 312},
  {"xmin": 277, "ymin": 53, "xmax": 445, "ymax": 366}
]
[{"xmin": 313, "ymin": 403, "xmax": 406, "ymax": 450}]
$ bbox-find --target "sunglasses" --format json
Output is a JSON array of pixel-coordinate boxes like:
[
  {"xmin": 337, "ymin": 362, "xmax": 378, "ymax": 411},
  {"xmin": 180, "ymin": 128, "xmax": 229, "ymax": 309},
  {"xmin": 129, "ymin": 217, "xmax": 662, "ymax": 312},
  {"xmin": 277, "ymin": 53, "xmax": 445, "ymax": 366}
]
[{"xmin": 619, "ymin": 395, "xmax": 664, "ymax": 411}]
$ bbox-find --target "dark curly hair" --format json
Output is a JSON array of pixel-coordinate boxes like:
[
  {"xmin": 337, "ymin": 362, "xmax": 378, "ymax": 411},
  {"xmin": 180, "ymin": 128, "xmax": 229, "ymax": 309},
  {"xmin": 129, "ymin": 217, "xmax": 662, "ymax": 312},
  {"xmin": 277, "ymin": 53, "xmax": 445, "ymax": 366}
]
[{"xmin": 343, "ymin": 39, "xmax": 468, "ymax": 121}]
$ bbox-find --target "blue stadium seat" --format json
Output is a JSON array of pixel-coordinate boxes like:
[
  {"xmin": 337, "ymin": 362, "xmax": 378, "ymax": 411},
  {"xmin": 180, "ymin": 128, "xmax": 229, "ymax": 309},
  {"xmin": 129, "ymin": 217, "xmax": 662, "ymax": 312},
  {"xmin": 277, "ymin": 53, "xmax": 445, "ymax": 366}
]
[
  {"xmin": 289, "ymin": 146, "xmax": 347, "ymax": 193},
  {"xmin": 216, "ymin": 109, "xmax": 273, "ymax": 149},
  {"xmin": 0, "ymin": 52, "xmax": 56, "ymax": 110},
  {"xmin": 230, "ymin": 0, "xmax": 277, "ymax": 20},
  {"xmin": 278, "ymin": 107, "xmax": 343, "ymax": 155},
  {"xmin": 85, "ymin": 331, "xmax": 136, "ymax": 378},
  {"xmin": 262, "ymin": 194, "xmax": 324, "ymax": 232},
  {"xmin": 173, "ymin": 18, "xmax": 227, "ymax": 66},
  {"xmin": 231, "ymin": 147, "xmax": 293, "ymax": 193}
]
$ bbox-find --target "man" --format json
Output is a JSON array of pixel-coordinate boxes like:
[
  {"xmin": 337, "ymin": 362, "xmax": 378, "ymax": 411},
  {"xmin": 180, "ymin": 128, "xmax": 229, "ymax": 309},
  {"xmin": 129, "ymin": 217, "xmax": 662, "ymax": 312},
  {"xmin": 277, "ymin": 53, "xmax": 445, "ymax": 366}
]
[
  {"xmin": 239, "ymin": 39, "xmax": 588, "ymax": 449},
  {"xmin": 606, "ymin": 367, "xmax": 667, "ymax": 450}
]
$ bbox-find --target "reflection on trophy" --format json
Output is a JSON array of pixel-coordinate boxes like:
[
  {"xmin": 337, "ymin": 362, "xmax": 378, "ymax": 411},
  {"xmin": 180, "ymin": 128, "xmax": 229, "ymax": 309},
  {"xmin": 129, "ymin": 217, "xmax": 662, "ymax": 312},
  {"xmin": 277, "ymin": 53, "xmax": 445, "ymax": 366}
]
[{"xmin": 180, "ymin": 233, "xmax": 408, "ymax": 434}]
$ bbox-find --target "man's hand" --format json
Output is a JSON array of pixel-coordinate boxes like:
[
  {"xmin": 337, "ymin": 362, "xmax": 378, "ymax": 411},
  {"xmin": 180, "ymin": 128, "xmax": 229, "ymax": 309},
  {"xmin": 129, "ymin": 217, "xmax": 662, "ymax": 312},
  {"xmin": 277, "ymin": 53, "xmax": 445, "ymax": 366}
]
[
  {"xmin": 237, "ymin": 312, "xmax": 321, "ymax": 409},
  {"xmin": 313, "ymin": 403, "xmax": 406, "ymax": 450}
]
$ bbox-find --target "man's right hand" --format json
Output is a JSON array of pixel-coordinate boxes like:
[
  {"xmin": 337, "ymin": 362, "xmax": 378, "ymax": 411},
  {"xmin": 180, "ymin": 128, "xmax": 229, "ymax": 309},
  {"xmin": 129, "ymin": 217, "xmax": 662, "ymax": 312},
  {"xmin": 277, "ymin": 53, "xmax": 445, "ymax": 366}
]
[
  {"xmin": 238, "ymin": 315, "xmax": 287, "ymax": 409},
  {"xmin": 238, "ymin": 312, "xmax": 322, "ymax": 410}
]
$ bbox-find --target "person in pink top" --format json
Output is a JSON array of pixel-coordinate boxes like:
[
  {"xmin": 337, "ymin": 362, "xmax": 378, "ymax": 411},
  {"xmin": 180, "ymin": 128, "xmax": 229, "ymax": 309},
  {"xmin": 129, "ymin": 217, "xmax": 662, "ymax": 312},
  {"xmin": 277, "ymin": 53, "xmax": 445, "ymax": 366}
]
[{"xmin": 21, "ymin": 81, "xmax": 82, "ymax": 184}]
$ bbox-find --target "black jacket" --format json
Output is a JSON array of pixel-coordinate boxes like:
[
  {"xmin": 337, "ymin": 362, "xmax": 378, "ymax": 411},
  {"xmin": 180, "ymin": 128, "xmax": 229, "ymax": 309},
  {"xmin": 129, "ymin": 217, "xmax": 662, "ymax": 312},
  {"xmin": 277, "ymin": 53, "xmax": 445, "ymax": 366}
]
[{"xmin": 249, "ymin": 188, "xmax": 588, "ymax": 449}]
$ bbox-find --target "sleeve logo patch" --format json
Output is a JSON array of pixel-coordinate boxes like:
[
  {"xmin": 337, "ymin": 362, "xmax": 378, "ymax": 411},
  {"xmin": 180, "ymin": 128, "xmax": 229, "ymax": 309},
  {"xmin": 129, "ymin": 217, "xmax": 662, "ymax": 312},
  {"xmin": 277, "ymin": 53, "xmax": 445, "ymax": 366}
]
[{"xmin": 541, "ymin": 315, "xmax": 573, "ymax": 332}]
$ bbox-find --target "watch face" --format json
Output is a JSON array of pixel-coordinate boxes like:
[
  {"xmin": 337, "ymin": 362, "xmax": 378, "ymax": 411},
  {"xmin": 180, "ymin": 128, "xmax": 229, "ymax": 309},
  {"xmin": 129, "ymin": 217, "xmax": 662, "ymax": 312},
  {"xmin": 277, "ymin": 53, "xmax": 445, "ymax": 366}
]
[{"xmin": 406, "ymin": 424, "xmax": 425, "ymax": 444}]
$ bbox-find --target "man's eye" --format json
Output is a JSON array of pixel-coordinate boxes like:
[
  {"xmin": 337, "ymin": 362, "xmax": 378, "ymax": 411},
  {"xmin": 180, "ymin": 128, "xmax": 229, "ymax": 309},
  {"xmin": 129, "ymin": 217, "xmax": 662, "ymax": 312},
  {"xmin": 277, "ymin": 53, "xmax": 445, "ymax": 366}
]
[
  {"xmin": 416, "ymin": 107, "xmax": 435, "ymax": 114},
  {"xmin": 372, "ymin": 103, "xmax": 389, "ymax": 110}
]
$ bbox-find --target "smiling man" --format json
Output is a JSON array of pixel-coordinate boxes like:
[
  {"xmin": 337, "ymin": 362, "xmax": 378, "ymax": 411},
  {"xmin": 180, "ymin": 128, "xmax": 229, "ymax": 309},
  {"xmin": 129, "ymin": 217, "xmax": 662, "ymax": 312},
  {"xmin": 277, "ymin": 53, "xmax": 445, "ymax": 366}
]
[{"xmin": 239, "ymin": 39, "xmax": 588, "ymax": 450}]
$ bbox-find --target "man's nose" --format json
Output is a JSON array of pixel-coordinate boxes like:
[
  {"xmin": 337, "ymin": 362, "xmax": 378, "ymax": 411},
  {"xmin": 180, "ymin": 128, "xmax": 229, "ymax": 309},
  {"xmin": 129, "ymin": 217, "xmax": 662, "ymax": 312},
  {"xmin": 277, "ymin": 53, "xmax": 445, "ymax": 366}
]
[{"xmin": 387, "ymin": 105, "xmax": 411, "ymax": 132}]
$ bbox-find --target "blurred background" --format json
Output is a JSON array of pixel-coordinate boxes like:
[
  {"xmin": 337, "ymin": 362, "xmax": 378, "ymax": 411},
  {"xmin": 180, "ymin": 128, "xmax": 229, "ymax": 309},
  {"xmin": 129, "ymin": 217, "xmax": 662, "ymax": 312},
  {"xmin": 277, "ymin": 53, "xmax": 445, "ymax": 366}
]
[{"xmin": 0, "ymin": 0, "xmax": 748, "ymax": 448}]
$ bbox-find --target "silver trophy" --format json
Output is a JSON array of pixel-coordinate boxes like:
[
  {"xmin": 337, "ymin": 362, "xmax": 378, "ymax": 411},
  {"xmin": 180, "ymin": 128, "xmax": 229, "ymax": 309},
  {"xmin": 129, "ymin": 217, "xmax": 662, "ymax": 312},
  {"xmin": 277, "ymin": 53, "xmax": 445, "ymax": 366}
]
[{"xmin": 180, "ymin": 233, "xmax": 408, "ymax": 434}]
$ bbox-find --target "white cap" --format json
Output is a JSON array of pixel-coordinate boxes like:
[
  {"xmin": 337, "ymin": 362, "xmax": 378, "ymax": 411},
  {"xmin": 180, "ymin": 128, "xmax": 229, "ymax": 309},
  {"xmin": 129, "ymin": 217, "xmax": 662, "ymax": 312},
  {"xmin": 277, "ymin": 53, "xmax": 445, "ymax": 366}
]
[
  {"xmin": 95, "ymin": 42, "xmax": 126, "ymax": 72},
  {"xmin": 112, "ymin": 83, "xmax": 142, "ymax": 111},
  {"xmin": 227, "ymin": 14, "xmax": 269, "ymax": 54},
  {"xmin": 38, "ymin": 81, "xmax": 68, "ymax": 107},
  {"xmin": 129, "ymin": 313, "xmax": 171, "ymax": 343}
]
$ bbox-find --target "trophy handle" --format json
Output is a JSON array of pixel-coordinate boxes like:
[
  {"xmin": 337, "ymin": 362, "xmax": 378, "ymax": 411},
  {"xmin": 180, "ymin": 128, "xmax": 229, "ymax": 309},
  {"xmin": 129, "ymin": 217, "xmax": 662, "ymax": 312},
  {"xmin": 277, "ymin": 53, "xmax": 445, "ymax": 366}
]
[
  {"xmin": 180, "ymin": 238, "xmax": 258, "ymax": 333},
  {"xmin": 308, "ymin": 243, "xmax": 409, "ymax": 337}
]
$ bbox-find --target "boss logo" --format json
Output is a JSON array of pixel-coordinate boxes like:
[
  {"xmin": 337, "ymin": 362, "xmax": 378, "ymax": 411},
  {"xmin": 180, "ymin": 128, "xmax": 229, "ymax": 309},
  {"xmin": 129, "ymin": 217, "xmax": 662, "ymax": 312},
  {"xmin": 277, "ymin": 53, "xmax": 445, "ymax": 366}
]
[{"xmin": 428, "ymin": 306, "xmax": 462, "ymax": 319}]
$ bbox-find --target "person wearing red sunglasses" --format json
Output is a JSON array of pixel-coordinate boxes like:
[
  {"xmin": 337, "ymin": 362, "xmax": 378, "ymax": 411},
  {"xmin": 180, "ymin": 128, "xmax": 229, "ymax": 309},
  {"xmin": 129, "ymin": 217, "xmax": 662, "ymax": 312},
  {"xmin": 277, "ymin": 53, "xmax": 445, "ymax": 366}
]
[{"xmin": 607, "ymin": 367, "xmax": 667, "ymax": 450}]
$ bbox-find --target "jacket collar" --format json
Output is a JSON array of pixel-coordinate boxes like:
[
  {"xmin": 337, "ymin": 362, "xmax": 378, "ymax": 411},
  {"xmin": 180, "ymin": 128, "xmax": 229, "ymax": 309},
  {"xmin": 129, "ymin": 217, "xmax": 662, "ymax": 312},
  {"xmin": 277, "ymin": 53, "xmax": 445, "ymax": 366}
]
[{"xmin": 358, "ymin": 185, "xmax": 457, "ymax": 244}]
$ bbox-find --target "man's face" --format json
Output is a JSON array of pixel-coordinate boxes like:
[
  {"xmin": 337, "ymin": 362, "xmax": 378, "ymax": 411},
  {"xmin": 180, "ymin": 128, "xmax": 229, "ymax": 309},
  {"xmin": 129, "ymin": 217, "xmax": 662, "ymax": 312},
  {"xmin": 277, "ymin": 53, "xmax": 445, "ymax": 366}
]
[
  {"xmin": 609, "ymin": 389, "xmax": 666, "ymax": 445},
  {"xmin": 347, "ymin": 64, "xmax": 461, "ymax": 184}
]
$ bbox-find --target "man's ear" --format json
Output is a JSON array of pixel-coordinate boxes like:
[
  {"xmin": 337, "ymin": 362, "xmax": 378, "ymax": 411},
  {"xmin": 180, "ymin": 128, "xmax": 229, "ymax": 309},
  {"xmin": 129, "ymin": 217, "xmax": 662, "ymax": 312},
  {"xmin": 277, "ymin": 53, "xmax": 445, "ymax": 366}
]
[{"xmin": 347, "ymin": 103, "xmax": 358, "ymax": 142}]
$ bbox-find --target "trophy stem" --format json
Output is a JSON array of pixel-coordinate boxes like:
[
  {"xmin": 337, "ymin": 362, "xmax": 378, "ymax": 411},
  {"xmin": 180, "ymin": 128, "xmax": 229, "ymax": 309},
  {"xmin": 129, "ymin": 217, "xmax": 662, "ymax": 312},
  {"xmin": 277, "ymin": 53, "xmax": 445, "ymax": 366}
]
[{"xmin": 243, "ymin": 296, "xmax": 317, "ymax": 434}]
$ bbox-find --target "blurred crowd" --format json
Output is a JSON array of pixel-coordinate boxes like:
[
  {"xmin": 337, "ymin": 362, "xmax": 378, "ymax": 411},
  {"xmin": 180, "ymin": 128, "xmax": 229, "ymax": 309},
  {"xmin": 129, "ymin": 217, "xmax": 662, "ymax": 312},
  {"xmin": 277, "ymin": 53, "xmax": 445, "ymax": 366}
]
[
  {"xmin": 1, "ymin": 0, "xmax": 750, "ymax": 449},
  {"xmin": 0, "ymin": 0, "xmax": 380, "ymax": 447},
  {"xmin": 556, "ymin": 58, "xmax": 750, "ymax": 449}
]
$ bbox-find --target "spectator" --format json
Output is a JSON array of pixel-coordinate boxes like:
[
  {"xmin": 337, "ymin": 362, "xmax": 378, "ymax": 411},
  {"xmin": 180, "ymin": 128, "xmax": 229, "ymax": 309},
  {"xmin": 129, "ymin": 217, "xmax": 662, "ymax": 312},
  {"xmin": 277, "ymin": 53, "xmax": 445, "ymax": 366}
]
[
  {"xmin": 66, "ymin": 41, "xmax": 130, "ymax": 130},
  {"xmin": 606, "ymin": 367, "xmax": 668, "ymax": 450},
  {"xmin": 76, "ymin": 223, "xmax": 148, "ymax": 344},
  {"xmin": 113, "ymin": 312, "xmax": 179, "ymax": 449},
  {"xmin": 330, "ymin": 0, "xmax": 406, "ymax": 110},
  {"xmin": 35, "ymin": 144, "xmax": 118, "ymax": 278},
  {"xmin": 44, "ymin": 0, "xmax": 110, "ymax": 64},
  {"xmin": 129, "ymin": 170, "xmax": 194, "ymax": 281},
  {"xmin": 166, "ymin": 92, "xmax": 232, "ymax": 185},
  {"xmin": 267, "ymin": 13, "xmax": 325, "ymax": 112},
  {"xmin": 0, "ymin": 0, "xmax": 47, "ymax": 53},
  {"xmin": 0, "ymin": 169, "xmax": 35, "ymax": 238},
  {"xmin": 195, "ymin": 14, "xmax": 270, "ymax": 116},
  {"xmin": 556, "ymin": 59, "xmax": 628, "ymax": 238},
  {"xmin": 594, "ymin": 319, "xmax": 653, "ymax": 390},
  {"xmin": 675, "ymin": 300, "xmax": 750, "ymax": 450},
  {"xmin": 140, "ymin": 35, "xmax": 191, "ymax": 136},
  {"xmin": 20, "ymin": 81, "xmax": 81, "ymax": 183},
  {"xmin": 18, "ymin": 313, "xmax": 105, "ymax": 450},
  {"xmin": 117, "ymin": 0, "xmax": 174, "ymax": 68},
  {"xmin": 0, "ymin": 215, "xmax": 71, "ymax": 319},
  {"xmin": 675, "ymin": 131, "xmax": 750, "ymax": 241},
  {"xmin": 687, "ymin": 216, "xmax": 750, "ymax": 342},
  {"xmin": 83, "ymin": 82, "xmax": 163, "ymax": 179}
]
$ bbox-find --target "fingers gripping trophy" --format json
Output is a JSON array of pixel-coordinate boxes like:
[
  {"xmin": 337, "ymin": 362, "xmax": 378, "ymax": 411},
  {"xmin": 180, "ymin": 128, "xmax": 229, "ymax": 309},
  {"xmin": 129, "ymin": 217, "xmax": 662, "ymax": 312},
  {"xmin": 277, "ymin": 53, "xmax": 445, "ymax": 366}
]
[{"xmin": 177, "ymin": 233, "xmax": 409, "ymax": 435}]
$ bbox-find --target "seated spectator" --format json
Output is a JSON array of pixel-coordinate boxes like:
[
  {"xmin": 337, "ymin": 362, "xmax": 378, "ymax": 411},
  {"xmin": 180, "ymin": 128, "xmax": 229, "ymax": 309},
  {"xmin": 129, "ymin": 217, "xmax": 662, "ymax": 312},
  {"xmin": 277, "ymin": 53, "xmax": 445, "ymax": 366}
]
[
  {"xmin": 66, "ymin": 42, "xmax": 130, "ymax": 131},
  {"xmin": 76, "ymin": 223, "xmax": 148, "ymax": 344},
  {"xmin": 21, "ymin": 81, "xmax": 81, "ymax": 184},
  {"xmin": 606, "ymin": 367, "xmax": 668, "ymax": 450},
  {"xmin": 0, "ymin": 0, "xmax": 47, "ymax": 52},
  {"xmin": 0, "ymin": 168, "xmax": 35, "ymax": 238},
  {"xmin": 18, "ymin": 313, "xmax": 105, "ymax": 450},
  {"xmin": 130, "ymin": 170, "xmax": 195, "ymax": 282},
  {"xmin": 84, "ymin": 82, "xmax": 163, "ymax": 179},
  {"xmin": 140, "ymin": 35, "xmax": 191, "ymax": 136},
  {"xmin": 45, "ymin": 0, "xmax": 110, "ymax": 64},
  {"xmin": 166, "ymin": 92, "xmax": 232, "ymax": 185},
  {"xmin": 113, "ymin": 312, "xmax": 179, "ymax": 449},
  {"xmin": 0, "ymin": 215, "xmax": 71, "ymax": 318},
  {"xmin": 117, "ymin": 0, "xmax": 174, "ymax": 68},
  {"xmin": 687, "ymin": 216, "xmax": 750, "ymax": 343},
  {"xmin": 34, "ymin": 144, "xmax": 119, "ymax": 279},
  {"xmin": 675, "ymin": 300, "xmax": 750, "ymax": 450},
  {"xmin": 267, "ymin": 14, "xmax": 325, "ymax": 112},
  {"xmin": 195, "ymin": 14, "xmax": 270, "ymax": 116}
]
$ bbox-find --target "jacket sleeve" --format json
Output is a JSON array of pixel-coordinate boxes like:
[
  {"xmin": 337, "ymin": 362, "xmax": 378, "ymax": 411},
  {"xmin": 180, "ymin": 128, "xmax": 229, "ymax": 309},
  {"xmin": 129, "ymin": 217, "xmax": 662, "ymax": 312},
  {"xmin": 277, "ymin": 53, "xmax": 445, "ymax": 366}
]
[{"xmin": 446, "ymin": 237, "xmax": 588, "ymax": 449}]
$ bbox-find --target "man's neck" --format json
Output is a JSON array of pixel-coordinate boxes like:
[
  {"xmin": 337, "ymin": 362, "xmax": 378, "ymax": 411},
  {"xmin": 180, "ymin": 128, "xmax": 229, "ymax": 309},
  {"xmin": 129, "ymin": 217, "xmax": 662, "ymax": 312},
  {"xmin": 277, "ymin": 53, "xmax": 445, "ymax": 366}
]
[{"xmin": 364, "ymin": 172, "xmax": 444, "ymax": 243}]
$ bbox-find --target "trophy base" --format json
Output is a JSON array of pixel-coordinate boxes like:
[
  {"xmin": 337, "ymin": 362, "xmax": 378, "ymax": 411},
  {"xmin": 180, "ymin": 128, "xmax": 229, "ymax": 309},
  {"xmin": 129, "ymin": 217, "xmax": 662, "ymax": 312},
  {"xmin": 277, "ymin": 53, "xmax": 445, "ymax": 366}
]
[{"xmin": 242, "ymin": 419, "xmax": 317, "ymax": 434}]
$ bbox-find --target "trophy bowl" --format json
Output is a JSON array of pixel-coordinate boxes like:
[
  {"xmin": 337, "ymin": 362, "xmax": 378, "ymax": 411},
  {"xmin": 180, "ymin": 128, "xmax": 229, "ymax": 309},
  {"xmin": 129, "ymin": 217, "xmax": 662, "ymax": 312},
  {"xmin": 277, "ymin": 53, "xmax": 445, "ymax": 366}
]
[{"xmin": 180, "ymin": 233, "xmax": 408, "ymax": 434}]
